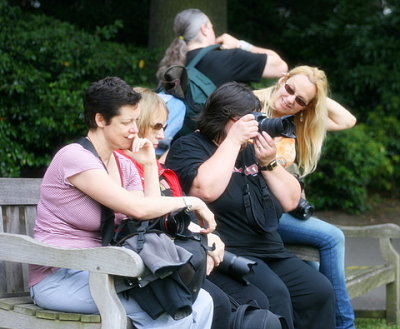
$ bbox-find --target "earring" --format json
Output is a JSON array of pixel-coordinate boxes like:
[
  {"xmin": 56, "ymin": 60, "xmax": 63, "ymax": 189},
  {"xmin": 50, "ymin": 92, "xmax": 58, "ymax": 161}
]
[{"xmin": 299, "ymin": 111, "xmax": 304, "ymax": 122}]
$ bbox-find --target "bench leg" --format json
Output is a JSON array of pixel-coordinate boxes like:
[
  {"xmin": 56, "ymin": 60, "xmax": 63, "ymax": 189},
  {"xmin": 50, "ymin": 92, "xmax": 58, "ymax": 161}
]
[{"xmin": 89, "ymin": 273, "xmax": 128, "ymax": 329}]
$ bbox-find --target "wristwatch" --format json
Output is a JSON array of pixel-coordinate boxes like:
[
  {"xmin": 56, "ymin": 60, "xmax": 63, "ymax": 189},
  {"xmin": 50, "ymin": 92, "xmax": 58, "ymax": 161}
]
[{"xmin": 259, "ymin": 159, "xmax": 278, "ymax": 171}]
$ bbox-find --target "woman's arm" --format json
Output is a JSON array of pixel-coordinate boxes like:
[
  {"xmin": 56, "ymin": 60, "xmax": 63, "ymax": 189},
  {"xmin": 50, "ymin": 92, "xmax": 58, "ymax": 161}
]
[
  {"xmin": 215, "ymin": 33, "xmax": 288, "ymax": 78},
  {"xmin": 69, "ymin": 169, "xmax": 216, "ymax": 234},
  {"xmin": 326, "ymin": 98, "xmax": 357, "ymax": 131},
  {"xmin": 254, "ymin": 132, "xmax": 301, "ymax": 211},
  {"xmin": 189, "ymin": 114, "xmax": 259, "ymax": 202}
]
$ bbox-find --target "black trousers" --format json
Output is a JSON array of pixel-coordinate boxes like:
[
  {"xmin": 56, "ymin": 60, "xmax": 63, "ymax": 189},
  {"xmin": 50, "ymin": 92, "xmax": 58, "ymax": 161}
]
[
  {"xmin": 204, "ymin": 272, "xmax": 270, "ymax": 329},
  {"xmin": 244, "ymin": 255, "xmax": 336, "ymax": 329}
]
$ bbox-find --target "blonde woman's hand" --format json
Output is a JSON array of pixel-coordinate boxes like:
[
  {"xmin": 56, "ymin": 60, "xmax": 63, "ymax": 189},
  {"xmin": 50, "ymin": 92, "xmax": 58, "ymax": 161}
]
[{"xmin": 187, "ymin": 197, "xmax": 216, "ymax": 234}]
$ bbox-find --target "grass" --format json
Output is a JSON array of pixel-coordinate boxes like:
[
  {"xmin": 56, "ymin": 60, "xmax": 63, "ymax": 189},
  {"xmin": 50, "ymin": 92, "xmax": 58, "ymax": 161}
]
[{"xmin": 356, "ymin": 318, "xmax": 400, "ymax": 329}]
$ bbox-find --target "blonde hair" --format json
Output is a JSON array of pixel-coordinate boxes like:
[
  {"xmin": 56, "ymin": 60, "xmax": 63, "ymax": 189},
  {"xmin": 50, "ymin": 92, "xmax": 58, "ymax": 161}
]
[
  {"xmin": 254, "ymin": 66, "xmax": 328, "ymax": 177},
  {"xmin": 133, "ymin": 87, "xmax": 168, "ymax": 138}
]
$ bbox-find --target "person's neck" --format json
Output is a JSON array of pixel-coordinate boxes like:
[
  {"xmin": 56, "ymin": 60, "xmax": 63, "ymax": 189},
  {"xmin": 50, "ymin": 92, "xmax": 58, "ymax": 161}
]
[
  {"xmin": 86, "ymin": 131, "xmax": 113, "ymax": 167},
  {"xmin": 187, "ymin": 40, "xmax": 213, "ymax": 51}
]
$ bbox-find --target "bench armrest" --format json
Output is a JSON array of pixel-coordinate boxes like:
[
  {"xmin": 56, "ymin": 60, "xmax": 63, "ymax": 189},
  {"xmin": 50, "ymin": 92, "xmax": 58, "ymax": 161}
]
[
  {"xmin": 0, "ymin": 233, "xmax": 145, "ymax": 277},
  {"xmin": 338, "ymin": 223, "xmax": 400, "ymax": 239}
]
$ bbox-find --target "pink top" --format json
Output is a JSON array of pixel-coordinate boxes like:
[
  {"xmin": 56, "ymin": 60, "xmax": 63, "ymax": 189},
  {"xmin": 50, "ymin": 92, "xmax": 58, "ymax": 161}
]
[{"xmin": 29, "ymin": 143, "xmax": 142, "ymax": 287}]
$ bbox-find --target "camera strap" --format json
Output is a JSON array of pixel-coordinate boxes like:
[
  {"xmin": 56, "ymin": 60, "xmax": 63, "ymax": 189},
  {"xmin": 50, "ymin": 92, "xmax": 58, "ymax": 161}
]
[{"xmin": 241, "ymin": 151, "xmax": 279, "ymax": 233}]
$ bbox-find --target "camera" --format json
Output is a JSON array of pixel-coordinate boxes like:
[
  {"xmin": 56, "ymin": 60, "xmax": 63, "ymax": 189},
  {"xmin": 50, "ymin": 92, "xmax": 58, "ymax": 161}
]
[
  {"xmin": 289, "ymin": 197, "xmax": 315, "ymax": 220},
  {"xmin": 161, "ymin": 208, "xmax": 192, "ymax": 238},
  {"xmin": 252, "ymin": 113, "xmax": 296, "ymax": 138},
  {"xmin": 218, "ymin": 251, "xmax": 256, "ymax": 283}
]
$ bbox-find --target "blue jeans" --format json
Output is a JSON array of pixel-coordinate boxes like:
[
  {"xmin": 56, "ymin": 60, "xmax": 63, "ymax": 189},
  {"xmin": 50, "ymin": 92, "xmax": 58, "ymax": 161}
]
[{"xmin": 278, "ymin": 213, "xmax": 355, "ymax": 329}]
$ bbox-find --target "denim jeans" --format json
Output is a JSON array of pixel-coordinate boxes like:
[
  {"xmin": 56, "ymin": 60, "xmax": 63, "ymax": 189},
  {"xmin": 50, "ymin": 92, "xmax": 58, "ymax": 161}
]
[
  {"xmin": 278, "ymin": 213, "xmax": 355, "ymax": 329},
  {"xmin": 30, "ymin": 268, "xmax": 213, "ymax": 329}
]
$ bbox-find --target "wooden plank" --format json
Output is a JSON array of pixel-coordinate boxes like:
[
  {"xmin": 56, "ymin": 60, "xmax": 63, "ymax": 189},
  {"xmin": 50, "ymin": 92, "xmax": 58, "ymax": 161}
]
[
  {"xmin": 0, "ymin": 178, "xmax": 42, "ymax": 205},
  {"xmin": 0, "ymin": 234, "xmax": 145, "ymax": 277},
  {"xmin": 346, "ymin": 265, "xmax": 395, "ymax": 299},
  {"xmin": 339, "ymin": 224, "xmax": 400, "ymax": 239}
]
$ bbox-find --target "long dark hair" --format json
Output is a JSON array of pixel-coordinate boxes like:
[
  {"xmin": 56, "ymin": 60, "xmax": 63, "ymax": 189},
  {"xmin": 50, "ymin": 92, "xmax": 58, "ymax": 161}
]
[{"xmin": 198, "ymin": 82, "xmax": 261, "ymax": 142}]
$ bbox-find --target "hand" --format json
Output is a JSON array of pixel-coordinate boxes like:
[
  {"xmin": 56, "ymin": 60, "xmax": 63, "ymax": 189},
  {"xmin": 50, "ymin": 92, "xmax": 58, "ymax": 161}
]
[
  {"xmin": 128, "ymin": 136, "xmax": 157, "ymax": 166},
  {"xmin": 215, "ymin": 33, "xmax": 239, "ymax": 49},
  {"xmin": 226, "ymin": 114, "xmax": 259, "ymax": 146},
  {"xmin": 254, "ymin": 131, "xmax": 277, "ymax": 166},
  {"xmin": 206, "ymin": 233, "xmax": 225, "ymax": 275},
  {"xmin": 189, "ymin": 197, "xmax": 216, "ymax": 234}
]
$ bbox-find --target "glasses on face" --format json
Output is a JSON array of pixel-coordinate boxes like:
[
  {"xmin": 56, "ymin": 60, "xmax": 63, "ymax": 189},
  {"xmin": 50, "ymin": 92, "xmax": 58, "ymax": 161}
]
[
  {"xmin": 151, "ymin": 123, "xmax": 167, "ymax": 131},
  {"xmin": 284, "ymin": 83, "xmax": 308, "ymax": 107}
]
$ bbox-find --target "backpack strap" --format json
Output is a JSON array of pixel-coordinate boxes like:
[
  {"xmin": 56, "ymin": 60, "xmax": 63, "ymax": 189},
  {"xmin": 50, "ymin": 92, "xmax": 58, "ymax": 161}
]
[
  {"xmin": 76, "ymin": 137, "xmax": 116, "ymax": 246},
  {"xmin": 186, "ymin": 44, "xmax": 220, "ymax": 68}
]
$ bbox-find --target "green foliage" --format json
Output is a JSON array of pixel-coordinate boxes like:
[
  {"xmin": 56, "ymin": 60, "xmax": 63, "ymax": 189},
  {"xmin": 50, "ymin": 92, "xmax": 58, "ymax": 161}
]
[
  {"xmin": 306, "ymin": 124, "xmax": 392, "ymax": 213},
  {"xmin": 0, "ymin": 0, "xmax": 160, "ymax": 177}
]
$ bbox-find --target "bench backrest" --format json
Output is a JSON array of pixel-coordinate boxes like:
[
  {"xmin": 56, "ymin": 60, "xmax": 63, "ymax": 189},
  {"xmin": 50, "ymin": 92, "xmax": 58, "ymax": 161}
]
[{"xmin": 0, "ymin": 177, "xmax": 42, "ymax": 297}]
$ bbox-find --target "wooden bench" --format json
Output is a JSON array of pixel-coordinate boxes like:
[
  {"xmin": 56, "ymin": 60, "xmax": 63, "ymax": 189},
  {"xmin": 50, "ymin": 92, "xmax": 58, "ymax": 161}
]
[
  {"xmin": 0, "ymin": 178, "xmax": 145, "ymax": 329},
  {"xmin": 0, "ymin": 178, "xmax": 399, "ymax": 328}
]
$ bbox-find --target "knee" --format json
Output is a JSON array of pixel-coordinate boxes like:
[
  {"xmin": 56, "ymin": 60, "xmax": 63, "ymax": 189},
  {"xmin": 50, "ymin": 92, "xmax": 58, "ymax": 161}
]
[{"xmin": 311, "ymin": 274, "xmax": 335, "ymax": 304}]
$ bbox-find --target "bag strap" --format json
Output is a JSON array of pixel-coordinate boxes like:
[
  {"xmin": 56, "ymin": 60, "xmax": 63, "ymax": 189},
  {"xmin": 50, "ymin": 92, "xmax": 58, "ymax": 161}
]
[
  {"xmin": 76, "ymin": 137, "xmax": 116, "ymax": 246},
  {"xmin": 186, "ymin": 44, "xmax": 220, "ymax": 68},
  {"xmin": 241, "ymin": 151, "xmax": 279, "ymax": 233}
]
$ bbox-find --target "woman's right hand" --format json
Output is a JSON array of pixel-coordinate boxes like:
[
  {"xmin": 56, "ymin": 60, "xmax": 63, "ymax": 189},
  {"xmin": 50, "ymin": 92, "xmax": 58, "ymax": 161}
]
[
  {"xmin": 186, "ymin": 196, "xmax": 216, "ymax": 235},
  {"xmin": 226, "ymin": 113, "xmax": 259, "ymax": 146}
]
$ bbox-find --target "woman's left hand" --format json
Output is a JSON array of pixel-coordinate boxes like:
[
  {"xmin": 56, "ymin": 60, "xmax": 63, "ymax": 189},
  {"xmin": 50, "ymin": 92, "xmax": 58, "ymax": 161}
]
[
  {"xmin": 127, "ymin": 136, "xmax": 157, "ymax": 166},
  {"xmin": 254, "ymin": 131, "xmax": 277, "ymax": 166},
  {"xmin": 206, "ymin": 233, "xmax": 225, "ymax": 275}
]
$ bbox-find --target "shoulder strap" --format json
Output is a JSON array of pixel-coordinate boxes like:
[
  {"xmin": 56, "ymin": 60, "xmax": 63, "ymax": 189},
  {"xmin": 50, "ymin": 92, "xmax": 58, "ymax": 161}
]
[
  {"xmin": 76, "ymin": 137, "xmax": 116, "ymax": 246},
  {"xmin": 187, "ymin": 44, "xmax": 220, "ymax": 68}
]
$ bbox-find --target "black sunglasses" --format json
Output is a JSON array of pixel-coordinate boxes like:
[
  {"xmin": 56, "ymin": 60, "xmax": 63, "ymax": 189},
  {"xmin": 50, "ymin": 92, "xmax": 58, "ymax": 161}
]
[
  {"xmin": 151, "ymin": 123, "xmax": 167, "ymax": 131},
  {"xmin": 284, "ymin": 83, "xmax": 307, "ymax": 107}
]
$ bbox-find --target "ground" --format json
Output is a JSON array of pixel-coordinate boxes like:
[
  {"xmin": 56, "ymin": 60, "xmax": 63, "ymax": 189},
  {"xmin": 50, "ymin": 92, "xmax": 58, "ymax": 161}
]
[{"xmin": 315, "ymin": 197, "xmax": 400, "ymax": 226}]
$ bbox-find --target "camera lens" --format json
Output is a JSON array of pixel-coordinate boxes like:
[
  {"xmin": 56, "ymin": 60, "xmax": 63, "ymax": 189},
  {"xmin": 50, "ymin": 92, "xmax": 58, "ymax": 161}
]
[
  {"xmin": 253, "ymin": 113, "xmax": 296, "ymax": 138},
  {"xmin": 289, "ymin": 198, "xmax": 315, "ymax": 220}
]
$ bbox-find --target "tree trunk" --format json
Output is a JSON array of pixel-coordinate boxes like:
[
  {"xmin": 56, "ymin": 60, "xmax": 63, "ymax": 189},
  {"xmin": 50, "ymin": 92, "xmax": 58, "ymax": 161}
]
[{"xmin": 148, "ymin": 0, "xmax": 227, "ymax": 50}]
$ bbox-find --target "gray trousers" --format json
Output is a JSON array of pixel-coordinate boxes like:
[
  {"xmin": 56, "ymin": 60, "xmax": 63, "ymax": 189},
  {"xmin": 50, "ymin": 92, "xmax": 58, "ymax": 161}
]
[{"xmin": 30, "ymin": 268, "xmax": 213, "ymax": 329}]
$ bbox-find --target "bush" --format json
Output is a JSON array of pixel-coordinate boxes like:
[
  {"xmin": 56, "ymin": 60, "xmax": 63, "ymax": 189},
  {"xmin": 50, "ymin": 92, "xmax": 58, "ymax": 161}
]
[
  {"xmin": 0, "ymin": 0, "xmax": 160, "ymax": 177},
  {"xmin": 305, "ymin": 124, "xmax": 392, "ymax": 213}
]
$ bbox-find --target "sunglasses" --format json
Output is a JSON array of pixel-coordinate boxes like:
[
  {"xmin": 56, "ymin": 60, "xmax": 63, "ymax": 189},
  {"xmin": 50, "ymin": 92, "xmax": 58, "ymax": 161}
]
[
  {"xmin": 284, "ymin": 83, "xmax": 307, "ymax": 107},
  {"xmin": 151, "ymin": 123, "xmax": 167, "ymax": 131}
]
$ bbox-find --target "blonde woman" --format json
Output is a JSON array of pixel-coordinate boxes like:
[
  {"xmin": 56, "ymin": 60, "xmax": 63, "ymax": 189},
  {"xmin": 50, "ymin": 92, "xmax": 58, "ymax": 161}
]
[{"xmin": 254, "ymin": 65, "xmax": 357, "ymax": 329}]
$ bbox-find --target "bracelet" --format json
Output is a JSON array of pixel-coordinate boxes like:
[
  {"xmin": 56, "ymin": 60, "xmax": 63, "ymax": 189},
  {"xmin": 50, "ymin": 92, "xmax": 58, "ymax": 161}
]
[
  {"xmin": 259, "ymin": 159, "xmax": 278, "ymax": 171},
  {"xmin": 237, "ymin": 40, "xmax": 253, "ymax": 51},
  {"xmin": 182, "ymin": 197, "xmax": 192, "ymax": 211}
]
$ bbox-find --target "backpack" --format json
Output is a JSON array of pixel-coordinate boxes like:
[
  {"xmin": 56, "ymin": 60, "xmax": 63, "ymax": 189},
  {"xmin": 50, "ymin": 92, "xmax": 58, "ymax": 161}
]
[{"xmin": 160, "ymin": 44, "xmax": 220, "ymax": 136}]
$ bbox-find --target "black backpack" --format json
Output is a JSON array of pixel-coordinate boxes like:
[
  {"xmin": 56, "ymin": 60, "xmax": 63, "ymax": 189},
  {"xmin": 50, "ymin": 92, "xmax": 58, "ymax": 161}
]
[{"xmin": 160, "ymin": 44, "xmax": 220, "ymax": 136}]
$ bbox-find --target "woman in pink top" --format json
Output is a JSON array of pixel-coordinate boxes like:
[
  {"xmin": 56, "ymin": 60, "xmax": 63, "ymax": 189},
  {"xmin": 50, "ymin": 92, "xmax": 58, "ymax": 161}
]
[{"xmin": 29, "ymin": 76, "xmax": 215, "ymax": 329}]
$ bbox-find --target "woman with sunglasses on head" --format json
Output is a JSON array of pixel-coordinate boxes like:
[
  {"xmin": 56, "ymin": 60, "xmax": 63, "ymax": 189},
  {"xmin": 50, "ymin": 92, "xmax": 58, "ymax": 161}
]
[
  {"xmin": 254, "ymin": 65, "xmax": 357, "ymax": 329},
  {"xmin": 166, "ymin": 81, "xmax": 336, "ymax": 329},
  {"xmin": 117, "ymin": 87, "xmax": 286, "ymax": 329}
]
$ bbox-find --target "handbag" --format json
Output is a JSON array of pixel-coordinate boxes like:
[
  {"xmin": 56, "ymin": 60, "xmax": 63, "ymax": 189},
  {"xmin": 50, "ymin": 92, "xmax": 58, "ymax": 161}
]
[{"xmin": 229, "ymin": 296, "xmax": 288, "ymax": 329}]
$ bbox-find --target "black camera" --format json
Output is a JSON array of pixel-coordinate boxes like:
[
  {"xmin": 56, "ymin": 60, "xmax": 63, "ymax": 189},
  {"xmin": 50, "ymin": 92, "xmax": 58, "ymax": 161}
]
[
  {"xmin": 161, "ymin": 208, "xmax": 192, "ymax": 238},
  {"xmin": 289, "ymin": 197, "xmax": 315, "ymax": 220},
  {"xmin": 252, "ymin": 113, "xmax": 296, "ymax": 138},
  {"xmin": 218, "ymin": 251, "xmax": 256, "ymax": 283}
]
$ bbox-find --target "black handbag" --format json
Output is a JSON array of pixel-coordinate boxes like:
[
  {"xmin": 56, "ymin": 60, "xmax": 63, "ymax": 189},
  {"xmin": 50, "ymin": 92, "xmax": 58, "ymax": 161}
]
[{"xmin": 229, "ymin": 296, "xmax": 289, "ymax": 329}]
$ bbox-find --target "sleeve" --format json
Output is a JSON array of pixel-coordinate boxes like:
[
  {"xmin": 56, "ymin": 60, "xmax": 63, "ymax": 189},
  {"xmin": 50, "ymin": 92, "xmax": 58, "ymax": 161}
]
[
  {"xmin": 223, "ymin": 49, "xmax": 267, "ymax": 83},
  {"xmin": 165, "ymin": 134, "xmax": 211, "ymax": 194},
  {"xmin": 61, "ymin": 144, "xmax": 105, "ymax": 185}
]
